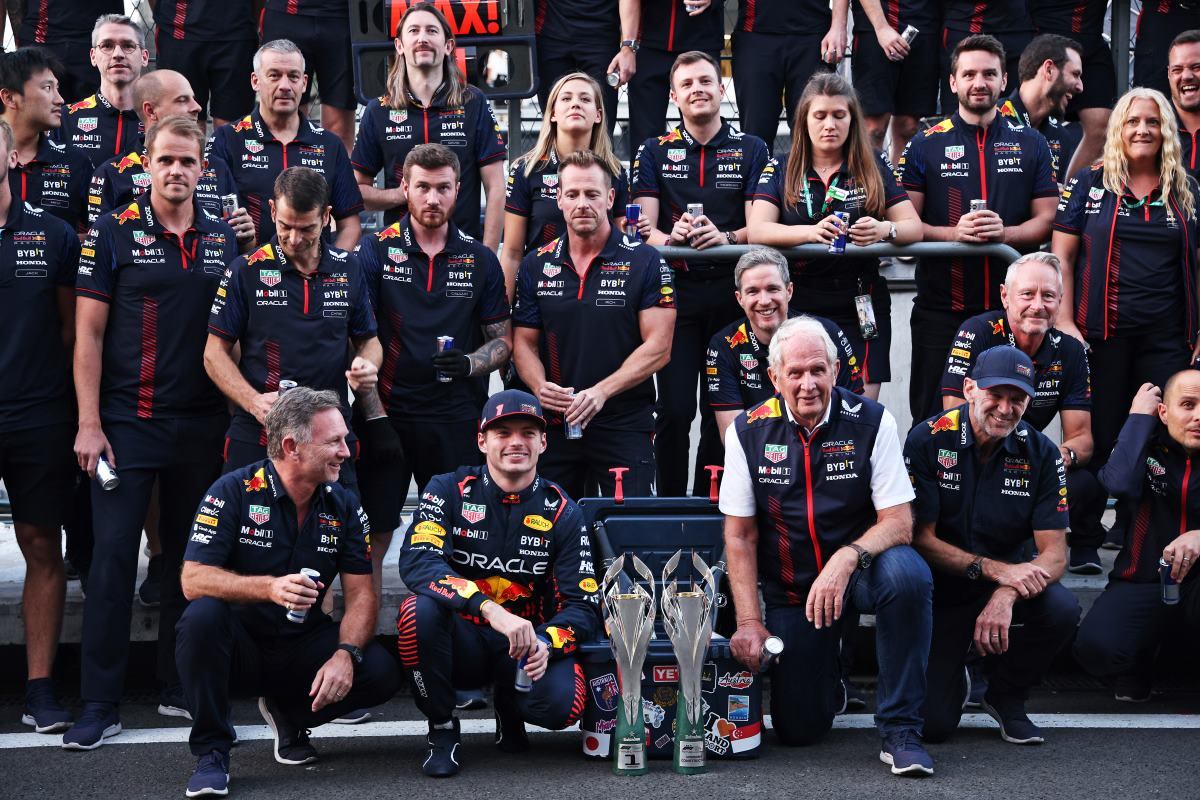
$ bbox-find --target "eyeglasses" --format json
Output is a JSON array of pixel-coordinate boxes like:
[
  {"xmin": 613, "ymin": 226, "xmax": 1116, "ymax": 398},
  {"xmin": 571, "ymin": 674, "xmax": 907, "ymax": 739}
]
[{"xmin": 95, "ymin": 41, "xmax": 141, "ymax": 55}]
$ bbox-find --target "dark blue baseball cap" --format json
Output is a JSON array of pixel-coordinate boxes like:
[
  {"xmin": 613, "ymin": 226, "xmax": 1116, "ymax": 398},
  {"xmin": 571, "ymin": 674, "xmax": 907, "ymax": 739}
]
[
  {"xmin": 970, "ymin": 345, "xmax": 1036, "ymax": 398},
  {"xmin": 479, "ymin": 389, "xmax": 546, "ymax": 431}
]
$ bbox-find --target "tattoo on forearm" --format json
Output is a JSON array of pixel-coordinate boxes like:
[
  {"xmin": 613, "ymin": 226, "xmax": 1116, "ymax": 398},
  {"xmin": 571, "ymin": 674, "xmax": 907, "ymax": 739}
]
[
  {"xmin": 468, "ymin": 321, "xmax": 512, "ymax": 376},
  {"xmin": 355, "ymin": 387, "xmax": 387, "ymax": 420}
]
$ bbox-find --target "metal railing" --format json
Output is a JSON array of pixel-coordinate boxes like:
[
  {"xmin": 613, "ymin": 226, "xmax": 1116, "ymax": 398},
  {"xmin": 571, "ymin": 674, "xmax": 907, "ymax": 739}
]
[{"xmin": 655, "ymin": 242, "xmax": 1024, "ymax": 264}]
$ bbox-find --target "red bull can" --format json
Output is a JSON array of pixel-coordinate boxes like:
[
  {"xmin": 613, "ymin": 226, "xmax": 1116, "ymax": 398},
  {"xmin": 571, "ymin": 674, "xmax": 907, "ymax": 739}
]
[
  {"xmin": 827, "ymin": 211, "xmax": 850, "ymax": 254},
  {"xmin": 515, "ymin": 636, "xmax": 550, "ymax": 692},
  {"xmin": 286, "ymin": 568, "xmax": 322, "ymax": 623},
  {"xmin": 96, "ymin": 455, "xmax": 120, "ymax": 491},
  {"xmin": 625, "ymin": 203, "xmax": 642, "ymax": 242},
  {"xmin": 970, "ymin": 199, "xmax": 988, "ymax": 213},
  {"xmin": 1160, "ymin": 558, "xmax": 1180, "ymax": 605},
  {"xmin": 901, "ymin": 25, "xmax": 919, "ymax": 45},
  {"xmin": 759, "ymin": 636, "xmax": 783, "ymax": 671},
  {"xmin": 687, "ymin": 203, "xmax": 705, "ymax": 227},
  {"xmin": 436, "ymin": 336, "xmax": 455, "ymax": 383}
]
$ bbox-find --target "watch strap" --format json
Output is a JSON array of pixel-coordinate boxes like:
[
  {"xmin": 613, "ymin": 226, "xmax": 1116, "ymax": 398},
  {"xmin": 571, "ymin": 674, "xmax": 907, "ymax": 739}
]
[{"xmin": 337, "ymin": 642, "xmax": 363, "ymax": 665}]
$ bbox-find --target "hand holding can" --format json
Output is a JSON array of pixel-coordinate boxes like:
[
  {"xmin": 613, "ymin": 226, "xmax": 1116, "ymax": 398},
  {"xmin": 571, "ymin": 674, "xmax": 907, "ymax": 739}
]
[
  {"xmin": 286, "ymin": 568, "xmax": 323, "ymax": 623},
  {"xmin": 1160, "ymin": 558, "xmax": 1181, "ymax": 605}
]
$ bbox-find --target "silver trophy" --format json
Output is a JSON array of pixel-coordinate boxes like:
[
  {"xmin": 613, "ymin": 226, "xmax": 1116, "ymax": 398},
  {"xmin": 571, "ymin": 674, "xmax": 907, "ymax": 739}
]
[
  {"xmin": 602, "ymin": 554, "xmax": 656, "ymax": 776},
  {"xmin": 661, "ymin": 551, "xmax": 717, "ymax": 774}
]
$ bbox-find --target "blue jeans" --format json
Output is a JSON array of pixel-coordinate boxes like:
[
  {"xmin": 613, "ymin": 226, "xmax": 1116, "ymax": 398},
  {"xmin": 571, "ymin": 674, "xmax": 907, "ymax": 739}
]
[{"xmin": 766, "ymin": 545, "xmax": 933, "ymax": 744}]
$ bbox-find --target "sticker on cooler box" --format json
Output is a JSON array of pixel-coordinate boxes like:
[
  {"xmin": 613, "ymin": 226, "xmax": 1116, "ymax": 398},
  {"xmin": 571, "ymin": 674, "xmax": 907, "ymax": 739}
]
[
  {"xmin": 589, "ymin": 673, "xmax": 618, "ymax": 712},
  {"xmin": 727, "ymin": 694, "xmax": 750, "ymax": 722},
  {"xmin": 653, "ymin": 665, "xmax": 679, "ymax": 682}
]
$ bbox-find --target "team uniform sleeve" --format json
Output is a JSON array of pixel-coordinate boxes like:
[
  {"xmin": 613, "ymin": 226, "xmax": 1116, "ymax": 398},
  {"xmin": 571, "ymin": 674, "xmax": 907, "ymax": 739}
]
[
  {"xmin": 348, "ymin": 256, "xmax": 378, "ymax": 339},
  {"xmin": 640, "ymin": 251, "xmax": 676, "ymax": 310},
  {"xmin": 1052, "ymin": 168, "xmax": 1089, "ymax": 235},
  {"xmin": 54, "ymin": 222, "xmax": 81, "ymax": 286},
  {"xmin": 208, "ymin": 259, "xmax": 248, "ymax": 341},
  {"xmin": 706, "ymin": 331, "xmax": 744, "ymax": 409},
  {"xmin": 1029, "ymin": 133, "xmax": 1060, "ymax": 199},
  {"xmin": 512, "ymin": 253, "xmax": 543, "ymax": 328},
  {"xmin": 631, "ymin": 141, "xmax": 660, "ymax": 198},
  {"xmin": 745, "ymin": 137, "xmax": 771, "ymax": 198},
  {"xmin": 69, "ymin": 151, "xmax": 92, "ymax": 235},
  {"xmin": 349, "ymin": 100, "xmax": 384, "ymax": 176},
  {"xmin": 537, "ymin": 501, "xmax": 603, "ymax": 655},
  {"xmin": 356, "ymin": 236, "xmax": 383, "ymax": 310},
  {"xmin": 1031, "ymin": 437, "xmax": 1070, "ymax": 531},
  {"xmin": 752, "ymin": 156, "xmax": 785, "ymax": 206},
  {"xmin": 1059, "ymin": 337, "xmax": 1092, "ymax": 410},
  {"xmin": 898, "ymin": 137, "xmax": 926, "ymax": 192},
  {"xmin": 478, "ymin": 249, "xmax": 511, "ymax": 323},
  {"xmin": 211, "ymin": 156, "xmax": 238, "ymax": 199},
  {"xmin": 869, "ymin": 410, "xmax": 917, "ymax": 509},
  {"xmin": 1098, "ymin": 414, "xmax": 1157, "ymax": 502},
  {"xmin": 504, "ymin": 159, "xmax": 534, "ymax": 217},
  {"xmin": 336, "ymin": 497, "xmax": 373, "ymax": 576},
  {"xmin": 395, "ymin": 474, "xmax": 491, "ymax": 617},
  {"xmin": 75, "ymin": 222, "xmax": 116, "ymax": 302},
  {"xmin": 940, "ymin": 318, "xmax": 983, "ymax": 399},
  {"xmin": 903, "ymin": 427, "xmax": 942, "ymax": 525},
  {"xmin": 473, "ymin": 92, "xmax": 507, "ymax": 166},
  {"xmin": 183, "ymin": 477, "xmax": 241, "ymax": 567},
  {"xmin": 328, "ymin": 142, "xmax": 366, "ymax": 220},
  {"xmin": 86, "ymin": 165, "xmax": 109, "ymax": 226},
  {"xmin": 210, "ymin": 125, "xmax": 234, "ymax": 173},
  {"xmin": 876, "ymin": 151, "xmax": 908, "ymax": 207}
]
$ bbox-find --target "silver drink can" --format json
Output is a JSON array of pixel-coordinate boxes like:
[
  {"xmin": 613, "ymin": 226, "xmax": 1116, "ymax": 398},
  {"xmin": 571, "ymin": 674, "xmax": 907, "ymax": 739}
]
[
  {"xmin": 278, "ymin": 379, "xmax": 297, "ymax": 394},
  {"xmin": 687, "ymin": 202, "xmax": 705, "ymax": 226},
  {"xmin": 220, "ymin": 193, "xmax": 239, "ymax": 219},
  {"xmin": 96, "ymin": 455, "xmax": 120, "ymax": 491},
  {"xmin": 564, "ymin": 390, "xmax": 583, "ymax": 439},
  {"xmin": 759, "ymin": 635, "xmax": 784, "ymax": 671},
  {"xmin": 901, "ymin": 25, "xmax": 919, "ymax": 45},
  {"xmin": 970, "ymin": 199, "xmax": 988, "ymax": 213},
  {"xmin": 607, "ymin": 71, "xmax": 621, "ymax": 87},
  {"xmin": 286, "ymin": 568, "xmax": 322, "ymax": 623},
  {"xmin": 1160, "ymin": 558, "xmax": 1181, "ymax": 605}
]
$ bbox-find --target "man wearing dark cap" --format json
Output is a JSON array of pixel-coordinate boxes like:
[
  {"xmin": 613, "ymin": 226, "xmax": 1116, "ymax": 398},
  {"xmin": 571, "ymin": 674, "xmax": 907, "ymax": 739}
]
[
  {"xmin": 396, "ymin": 389, "xmax": 601, "ymax": 778},
  {"xmin": 906, "ymin": 345, "xmax": 1079, "ymax": 746}
]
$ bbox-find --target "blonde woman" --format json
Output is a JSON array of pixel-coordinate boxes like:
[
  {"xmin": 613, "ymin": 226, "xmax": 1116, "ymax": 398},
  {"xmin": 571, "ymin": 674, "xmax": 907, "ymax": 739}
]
[
  {"xmin": 1052, "ymin": 87, "xmax": 1200, "ymax": 560},
  {"xmin": 500, "ymin": 72, "xmax": 629, "ymax": 297}
]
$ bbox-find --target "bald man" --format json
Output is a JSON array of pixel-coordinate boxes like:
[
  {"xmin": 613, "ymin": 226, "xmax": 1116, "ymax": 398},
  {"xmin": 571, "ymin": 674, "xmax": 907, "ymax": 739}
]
[{"xmin": 1074, "ymin": 372, "xmax": 1200, "ymax": 702}]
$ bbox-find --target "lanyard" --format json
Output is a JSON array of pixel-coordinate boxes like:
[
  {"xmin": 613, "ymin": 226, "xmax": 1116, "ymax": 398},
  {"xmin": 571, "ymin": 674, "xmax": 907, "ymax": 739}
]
[
  {"xmin": 1120, "ymin": 186, "xmax": 1164, "ymax": 210},
  {"xmin": 804, "ymin": 174, "xmax": 841, "ymax": 219}
]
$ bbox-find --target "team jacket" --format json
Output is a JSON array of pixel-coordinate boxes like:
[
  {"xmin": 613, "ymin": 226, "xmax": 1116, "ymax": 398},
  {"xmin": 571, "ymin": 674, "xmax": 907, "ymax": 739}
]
[
  {"xmin": 706, "ymin": 313, "xmax": 863, "ymax": 411},
  {"xmin": 1054, "ymin": 164, "xmax": 1199, "ymax": 344},
  {"xmin": 356, "ymin": 218, "xmax": 509, "ymax": 423},
  {"xmin": 350, "ymin": 86, "xmax": 506, "ymax": 235},
  {"xmin": 397, "ymin": 466, "xmax": 602, "ymax": 659},
  {"xmin": 939, "ymin": 311, "xmax": 1091, "ymax": 431},
  {"xmin": 185, "ymin": 458, "xmax": 372, "ymax": 637},
  {"xmin": 638, "ymin": 0, "xmax": 724, "ymax": 52},
  {"xmin": 732, "ymin": 387, "xmax": 886, "ymax": 604},
  {"xmin": 55, "ymin": 92, "xmax": 143, "ymax": 171},
  {"xmin": 998, "ymin": 92, "xmax": 1082, "ymax": 185},
  {"xmin": 898, "ymin": 111, "xmax": 1057, "ymax": 313},
  {"xmin": 87, "ymin": 150, "xmax": 238, "ymax": 226},
  {"xmin": 1100, "ymin": 414, "xmax": 1200, "ymax": 585},
  {"xmin": 76, "ymin": 195, "xmax": 236, "ymax": 421},
  {"xmin": 10, "ymin": 134, "xmax": 92, "ymax": 234},
  {"xmin": 632, "ymin": 122, "xmax": 770, "ymax": 272}
]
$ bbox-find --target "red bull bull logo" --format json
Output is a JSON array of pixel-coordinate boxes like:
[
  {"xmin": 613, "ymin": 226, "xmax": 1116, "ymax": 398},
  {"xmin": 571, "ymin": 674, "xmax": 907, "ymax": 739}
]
[
  {"xmin": 657, "ymin": 128, "xmax": 684, "ymax": 145},
  {"xmin": 115, "ymin": 152, "xmax": 142, "ymax": 173},
  {"xmin": 243, "ymin": 467, "xmax": 268, "ymax": 492},
  {"xmin": 928, "ymin": 409, "xmax": 961, "ymax": 434},
  {"xmin": 68, "ymin": 96, "xmax": 98, "ymax": 113},
  {"xmin": 115, "ymin": 204, "xmax": 140, "ymax": 225},
  {"xmin": 745, "ymin": 397, "xmax": 781, "ymax": 424},
  {"xmin": 990, "ymin": 319, "xmax": 1006, "ymax": 336},
  {"xmin": 924, "ymin": 118, "xmax": 955, "ymax": 136},
  {"xmin": 536, "ymin": 238, "xmax": 559, "ymax": 256},
  {"xmin": 246, "ymin": 244, "xmax": 274, "ymax": 265},
  {"xmin": 476, "ymin": 576, "xmax": 533, "ymax": 604},
  {"xmin": 438, "ymin": 575, "xmax": 479, "ymax": 598},
  {"xmin": 545, "ymin": 626, "xmax": 575, "ymax": 649},
  {"xmin": 377, "ymin": 224, "xmax": 403, "ymax": 240},
  {"xmin": 725, "ymin": 324, "xmax": 749, "ymax": 348},
  {"xmin": 233, "ymin": 116, "xmax": 253, "ymax": 133}
]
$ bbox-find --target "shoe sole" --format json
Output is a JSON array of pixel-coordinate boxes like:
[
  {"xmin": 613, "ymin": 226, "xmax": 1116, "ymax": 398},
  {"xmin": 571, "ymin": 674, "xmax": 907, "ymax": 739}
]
[
  {"xmin": 62, "ymin": 722, "xmax": 122, "ymax": 750},
  {"xmin": 980, "ymin": 701, "xmax": 1044, "ymax": 745},
  {"xmin": 257, "ymin": 698, "xmax": 316, "ymax": 766},
  {"xmin": 185, "ymin": 777, "xmax": 230, "ymax": 798},
  {"xmin": 1114, "ymin": 693, "xmax": 1152, "ymax": 703},
  {"xmin": 330, "ymin": 712, "xmax": 372, "ymax": 724},
  {"xmin": 138, "ymin": 597, "xmax": 162, "ymax": 608},
  {"xmin": 21, "ymin": 714, "xmax": 72, "ymax": 734},
  {"xmin": 879, "ymin": 751, "xmax": 934, "ymax": 776},
  {"xmin": 158, "ymin": 705, "xmax": 194, "ymax": 721},
  {"xmin": 1067, "ymin": 564, "xmax": 1103, "ymax": 575}
]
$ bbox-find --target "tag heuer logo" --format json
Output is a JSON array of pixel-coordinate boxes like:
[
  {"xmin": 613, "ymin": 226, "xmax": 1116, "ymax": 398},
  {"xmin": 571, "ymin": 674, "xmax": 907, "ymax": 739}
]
[
  {"xmin": 389, "ymin": 109, "xmax": 408, "ymax": 124},
  {"xmin": 462, "ymin": 502, "xmax": 486, "ymax": 524},
  {"xmin": 248, "ymin": 504, "xmax": 270, "ymax": 525},
  {"xmin": 133, "ymin": 230, "xmax": 154, "ymax": 246},
  {"xmin": 259, "ymin": 269, "xmax": 281, "ymax": 287},
  {"xmin": 1147, "ymin": 457, "xmax": 1166, "ymax": 476},
  {"xmin": 937, "ymin": 449, "xmax": 958, "ymax": 469},
  {"xmin": 944, "ymin": 145, "xmax": 965, "ymax": 161},
  {"xmin": 245, "ymin": 140, "xmax": 263, "ymax": 154},
  {"xmin": 667, "ymin": 148, "xmax": 686, "ymax": 163},
  {"xmin": 132, "ymin": 172, "xmax": 151, "ymax": 188},
  {"xmin": 542, "ymin": 173, "xmax": 558, "ymax": 187},
  {"xmin": 387, "ymin": 247, "xmax": 407, "ymax": 263},
  {"xmin": 739, "ymin": 353, "xmax": 758, "ymax": 370},
  {"xmin": 764, "ymin": 444, "xmax": 788, "ymax": 463},
  {"xmin": 543, "ymin": 264, "xmax": 561, "ymax": 278},
  {"xmin": 1089, "ymin": 186, "xmax": 1104, "ymax": 201},
  {"xmin": 77, "ymin": 117, "xmax": 98, "ymax": 133}
]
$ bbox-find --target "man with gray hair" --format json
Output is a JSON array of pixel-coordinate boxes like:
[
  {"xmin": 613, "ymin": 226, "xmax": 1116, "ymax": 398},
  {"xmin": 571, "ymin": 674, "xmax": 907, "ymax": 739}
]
[
  {"xmin": 938, "ymin": 251, "xmax": 1101, "ymax": 574},
  {"xmin": 175, "ymin": 386, "xmax": 400, "ymax": 797},
  {"xmin": 721, "ymin": 315, "xmax": 935, "ymax": 776},
  {"xmin": 54, "ymin": 14, "xmax": 147, "ymax": 169}
]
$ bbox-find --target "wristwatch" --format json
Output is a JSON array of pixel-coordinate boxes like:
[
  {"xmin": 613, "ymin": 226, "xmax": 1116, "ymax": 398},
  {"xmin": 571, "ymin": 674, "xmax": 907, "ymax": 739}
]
[
  {"xmin": 337, "ymin": 643, "xmax": 364, "ymax": 666},
  {"xmin": 620, "ymin": 39, "xmax": 640, "ymax": 52},
  {"xmin": 1065, "ymin": 447, "xmax": 1078, "ymax": 468},
  {"xmin": 966, "ymin": 557, "xmax": 984, "ymax": 580},
  {"xmin": 845, "ymin": 543, "xmax": 873, "ymax": 570},
  {"xmin": 885, "ymin": 222, "xmax": 898, "ymax": 241},
  {"xmin": 725, "ymin": 231, "xmax": 737, "ymax": 245}
]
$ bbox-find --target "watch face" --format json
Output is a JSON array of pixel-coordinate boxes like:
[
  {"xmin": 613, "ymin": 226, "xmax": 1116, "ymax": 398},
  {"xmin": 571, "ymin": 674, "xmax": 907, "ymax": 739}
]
[{"xmin": 966, "ymin": 561, "xmax": 982, "ymax": 579}]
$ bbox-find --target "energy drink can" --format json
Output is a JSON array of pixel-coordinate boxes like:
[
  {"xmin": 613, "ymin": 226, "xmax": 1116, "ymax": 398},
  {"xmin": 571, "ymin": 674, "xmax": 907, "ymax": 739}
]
[
  {"xmin": 687, "ymin": 203, "xmax": 705, "ymax": 226},
  {"xmin": 1160, "ymin": 558, "xmax": 1181, "ymax": 605},
  {"xmin": 436, "ymin": 336, "xmax": 455, "ymax": 383},
  {"xmin": 607, "ymin": 71, "xmax": 621, "ymax": 87},
  {"xmin": 564, "ymin": 390, "xmax": 583, "ymax": 439},
  {"xmin": 901, "ymin": 25, "xmax": 919, "ymax": 45},
  {"xmin": 286, "ymin": 568, "xmax": 322, "ymax": 623},
  {"xmin": 220, "ymin": 194, "xmax": 239, "ymax": 219},
  {"xmin": 625, "ymin": 203, "xmax": 642, "ymax": 242},
  {"xmin": 96, "ymin": 455, "xmax": 120, "ymax": 491},
  {"xmin": 515, "ymin": 637, "xmax": 549, "ymax": 692},
  {"xmin": 970, "ymin": 199, "xmax": 988, "ymax": 213},
  {"xmin": 827, "ymin": 211, "xmax": 850, "ymax": 254},
  {"xmin": 759, "ymin": 636, "xmax": 784, "ymax": 671},
  {"xmin": 278, "ymin": 379, "xmax": 297, "ymax": 394}
]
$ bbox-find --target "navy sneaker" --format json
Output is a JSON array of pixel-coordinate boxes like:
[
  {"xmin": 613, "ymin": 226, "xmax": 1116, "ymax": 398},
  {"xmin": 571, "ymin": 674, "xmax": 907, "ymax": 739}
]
[
  {"xmin": 22, "ymin": 679, "xmax": 73, "ymax": 733},
  {"xmin": 61, "ymin": 702, "xmax": 121, "ymax": 750},
  {"xmin": 493, "ymin": 695, "xmax": 529, "ymax": 754},
  {"xmin": 186, "ymin": 750, "xmax": 230, "ymax": 797},
  {"xmin": 331, "ymin": 708, "xmax": 372, "ymax": 724},
  {"xmin": 138, "ymin": 554, "xmax": 163, "ymax": 607},
  {"xmin": 159, "ymin": 684, "xmax": 193, "ymax": 720},
  {"xmin": 980, "ymin": 696, "xmax": 1044, "ymax": 744},
  {"xmin": 423, "ymin": 719, "xmax": 461, "ymax": 777},
  {"xmin": 1068, "ymin": 547, "xmax": 1103, "ymax": 575},
  {"xmin": 879, "ymin": 729, "xmax": 934, "ymax": 776},
  {"xmin": 455, "ymin": 688, "xmax": 488, "ymax": 711},
  {"xmin": 257, "ymin": 697, "xmax": 318, "ymax": 765}
]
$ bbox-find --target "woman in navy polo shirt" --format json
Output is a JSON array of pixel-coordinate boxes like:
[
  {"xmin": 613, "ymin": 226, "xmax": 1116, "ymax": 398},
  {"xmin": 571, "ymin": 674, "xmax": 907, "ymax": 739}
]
[
  {"xmin": 747, "ymin": 73, "xmax": 921, "ymax": 400},
  {"xmin": 1052, "ymin": 87, "xmax": 1200, "ymax": 548},
  {"xmin": 500, "ymin": 72, "xmax": 629, "ymax": 299}
]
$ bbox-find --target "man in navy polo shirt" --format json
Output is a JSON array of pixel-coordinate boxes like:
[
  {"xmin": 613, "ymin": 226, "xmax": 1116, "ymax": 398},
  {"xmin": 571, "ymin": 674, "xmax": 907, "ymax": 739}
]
[
  {"xmin": 632, "ymin": 50, "xmax": 771, "ymax": 497},
  {"xmin": 205, "ymin": 166, "xmax": 381, "ymax": 484},
  {"xmin": 68, "ymin": 115, "xmax": 239, "ymax": 750},
  {"xmin": 211, "ymin": 39, "xmax": 363, "ymax": 250},
  {"xmin": 513, "ymin": 149, "xmax": 676, "ymax": 500},
  {"xmin": 900, "ymin": 34, "xmax": 1058, "ymax": 421},
  {"xmin": 354, "ymin": 143, "xmax": 510, "ymax": 588},
  {"xmin": 907, "ymin": 345, "xmax": 1079, "ymax": 746},
  {"xmin": 176, "ymin": 387, "xmax": 400, "ymax": 797},
  {"xmin": 54, "ymin": 14, "xmax": 145, "ymax": 170},
  {"xmin": 721, "ymin": 315, "xmax": 933, "ymax": 775},
  {"xmin": 939, "ymin": 253, "xmax": 1101, "ymax": 573},
  {"xmin": 0, "ymin": 47, "xmax": 93, "ymax": 234},
  {"xmin": 0, "ymin": 118, "xmax": 81, "ymax": 734}
]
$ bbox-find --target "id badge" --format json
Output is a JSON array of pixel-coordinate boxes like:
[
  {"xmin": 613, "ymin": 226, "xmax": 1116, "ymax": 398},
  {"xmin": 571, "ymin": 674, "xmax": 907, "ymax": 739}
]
[{"xmin": 855, "ymin": 293, "xmax": 879, "ymax": 341}]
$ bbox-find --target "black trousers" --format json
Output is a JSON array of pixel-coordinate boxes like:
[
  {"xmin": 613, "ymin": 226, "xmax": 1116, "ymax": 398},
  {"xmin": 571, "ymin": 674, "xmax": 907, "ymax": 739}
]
[
  {"xmin": 654, "ymin": 271, "xmax": 742, "ymax": 497},
  {"xmin": 922, "ymin": 582, "xmax": 1079, "ymax": 743},
  {"xmin": 539, "ymin": 425, "xmax": 655, "ymax": 499},
  {"xmin": 732, "ymin": 30, "xmax": 830, "ymax": 152},
  {"xmin": 176, "ymin": 597, "xmax": 400, "ymax": 755},
  {"xmin": 908, "ymin": 304, "xmax": 973, "ymax": 427},
  {"xmin": 536, "ymin": 36, "xmax": 618, "ymax": 140},
  {"xmin": 627, "ymin": 46, "xmax": 723, "ymax": 158},
  {"xmin": 396, "ymin": 594, "xmax": 585, "ymax": 728},
  {"xmin": 82, "ymin": 414, "xmax": 226, "ymax": 703},
  {"xmin": 1074, "ymin": 577, "xmax": 1200, "ymax": 681}
]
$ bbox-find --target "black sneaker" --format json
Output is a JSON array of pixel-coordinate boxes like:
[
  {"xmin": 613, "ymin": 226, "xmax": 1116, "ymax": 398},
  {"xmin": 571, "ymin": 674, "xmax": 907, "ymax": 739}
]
[
  {"xmin": 843, "ymin": 680, "xmax": 868, "ymax": 711},
  {"xmin": 138, "ymin": 554, "xmax": 163, "ymax": 607},
  {"xmin": 1068, "ymin": 547, "xmax": 1104, "ymax": 575},
  {"xmin": 964, "ymin": 663, "xmax": 987, "ymax": 709},
  {"xmin": 455, "ymin": 689, "xmax": 488, "ymax": 711},
  {"xmin": 61, "ymin": 702, "xmax": 121, "ymax": 750},
  {"xmin": 185, "ymin": 750, "xmax": 230, "ymax": 797},
  {"xmin": 1114, "ymin": 674, "xmax": 1153, "ymax": 703},
  {"xmin": 980, "ymin": 696, "xmax": 1044, "ymax": 744},
  {"xmin": 423, "ymin": 719, "xmax": 461, "ymax": 777},
  {"xmin": 159, "ymin": 684, "xmax": 193, "ymax": 720},
  {"xmin": 257, "ymin": 697, "xmax": 318, "ymax": 765},
  {"xmin": 21, "ymin": 678, "xmax": 73, "ymax": 733},
  {"xmin": 494, "ymin": 706, "xmax": 529, "ymax": 753}
]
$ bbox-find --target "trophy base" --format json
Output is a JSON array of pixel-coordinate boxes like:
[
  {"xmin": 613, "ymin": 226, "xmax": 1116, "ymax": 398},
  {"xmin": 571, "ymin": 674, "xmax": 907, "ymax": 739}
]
[
  {"xmin": 673, "ymin": 736, "xmax": 707, "ymax": 774},
  {"xmin": 613, "ymin": 739, "xmax": 648, "ymax": 776}
]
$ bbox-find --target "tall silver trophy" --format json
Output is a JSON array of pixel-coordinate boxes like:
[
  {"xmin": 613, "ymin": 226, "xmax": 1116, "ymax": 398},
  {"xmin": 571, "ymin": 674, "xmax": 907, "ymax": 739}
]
[
  {"xmin": 661, "ymin": 550, "xmax": 717, "ymax": 774},
  {"xmin": 601, "ymin": 554, "xmax": 656, "ymax": 776}
]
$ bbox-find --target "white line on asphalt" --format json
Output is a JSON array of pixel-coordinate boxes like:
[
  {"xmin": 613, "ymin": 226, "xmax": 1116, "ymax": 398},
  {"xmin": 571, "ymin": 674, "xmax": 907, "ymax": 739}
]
[{"xmin": 3, "ymin": 713, "xmax": 1199, "ymax": 750}]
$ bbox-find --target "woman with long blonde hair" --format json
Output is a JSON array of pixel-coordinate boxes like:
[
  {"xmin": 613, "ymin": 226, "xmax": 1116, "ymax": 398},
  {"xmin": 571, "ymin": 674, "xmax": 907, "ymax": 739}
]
[
  {"xmin": 499, "ymin": 72, "xmax": 629, "ymax": 297},
  {"xmin": 747, "ymin": 72, "xmax": 921, "ymax": 399},
  {"xmin": 1052, "ymin": 86, "xmax": 1200, "ymax": 566},
  {"xmin": 350, "ymin": 2, "xmax": 507, "ymax": 247}
]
